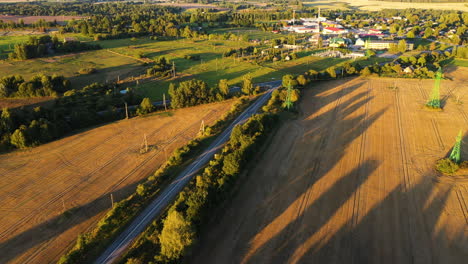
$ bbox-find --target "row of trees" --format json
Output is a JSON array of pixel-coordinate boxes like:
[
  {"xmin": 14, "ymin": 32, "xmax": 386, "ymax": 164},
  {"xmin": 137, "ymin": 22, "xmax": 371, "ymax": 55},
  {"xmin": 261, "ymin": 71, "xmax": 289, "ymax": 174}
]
[
  {"xmin": 0, "ymin": 74, "xmax": 69, "ymax": 98},
  {"xmin": 9, "ymin": 35, "xmax": 101, "ymax": 60},
  {"xmin": 118, "ymin": 74, "xmax": 305, "ymax": 263},
  {"xmin": 169, "ymin": 79, "xmax": 230, "ymax": 108},
  {"xmin": 0, "ymin": 83, "xmax": 142, "ymax": 152},
  {"xmin": 57, "ymin": 98, "xmax": 252, "ymax": 264},
  {"xmin": 122, "ymin": 111, "xmax": 280, "ymax": 263}
]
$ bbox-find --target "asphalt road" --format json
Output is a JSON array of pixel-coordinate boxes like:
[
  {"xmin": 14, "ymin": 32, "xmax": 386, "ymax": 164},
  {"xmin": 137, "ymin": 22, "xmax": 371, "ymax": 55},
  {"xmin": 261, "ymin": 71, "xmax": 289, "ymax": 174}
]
[{"xmin": 94, "ymin": 80, "xmax": 281, "ymax": 264}]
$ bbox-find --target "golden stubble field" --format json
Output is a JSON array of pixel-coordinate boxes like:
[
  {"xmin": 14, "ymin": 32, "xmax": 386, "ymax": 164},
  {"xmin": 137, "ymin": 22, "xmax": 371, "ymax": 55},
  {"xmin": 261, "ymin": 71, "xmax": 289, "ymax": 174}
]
[
  {"xmin": 193, "ymin": 70, "xmax": 468, "ymax": 264},
  {"xmin": 0, "ymin": 100, "xmax": 235, "ymax": 264}
]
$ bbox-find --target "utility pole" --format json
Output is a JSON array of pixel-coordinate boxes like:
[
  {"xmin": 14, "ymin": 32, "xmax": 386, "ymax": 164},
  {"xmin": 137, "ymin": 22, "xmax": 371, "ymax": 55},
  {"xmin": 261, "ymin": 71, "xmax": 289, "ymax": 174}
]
[
  {"xmin": 125, "ymin": 102, "xmax": 129, "ymax": 119},
  {"xmin": 449, "ymin": 130, "xmax": 463, "ymax": 163},
  {"xmin": 199, "ymin": 120, "xmax": 205, "ymax": 135},
  {"xmin": 172, "ymin": 61, "xmax": 176, "ymax": 78},
  {"xmin": 163, "ymin": 93, "xmax": 167, "ymax": 111},
  {"xmin": 144, "ymin": 134, "xmax": 148, "ymax": 153},
  {"xmin": 110, "ymin": 193, "xmax": 114, "ymax": 208}
]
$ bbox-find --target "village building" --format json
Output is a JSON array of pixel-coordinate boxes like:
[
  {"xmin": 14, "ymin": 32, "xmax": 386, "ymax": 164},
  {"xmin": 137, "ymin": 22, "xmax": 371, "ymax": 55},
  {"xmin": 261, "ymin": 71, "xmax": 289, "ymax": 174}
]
[{"xmin": 322, "ymin": 27, "xmax": 348, "ymax": 34}]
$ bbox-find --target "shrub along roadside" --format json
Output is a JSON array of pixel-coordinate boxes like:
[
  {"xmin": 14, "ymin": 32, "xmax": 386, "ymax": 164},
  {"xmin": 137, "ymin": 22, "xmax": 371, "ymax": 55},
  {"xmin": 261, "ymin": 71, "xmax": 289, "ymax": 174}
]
[
  {"xmin": 119, "ymin": 85, "xmax": 299, "ymax": 264},
  {"xmin": 57, "ymin": 98, "xmax": 251, "ymax": 264}
]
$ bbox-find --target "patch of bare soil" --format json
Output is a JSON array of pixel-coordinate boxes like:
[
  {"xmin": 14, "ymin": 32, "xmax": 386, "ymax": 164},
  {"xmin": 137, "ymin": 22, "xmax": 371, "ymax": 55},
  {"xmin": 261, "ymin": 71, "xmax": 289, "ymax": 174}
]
[{"xmin": 0, "ymin": 97, "xmax": 54, "ymax": 110}]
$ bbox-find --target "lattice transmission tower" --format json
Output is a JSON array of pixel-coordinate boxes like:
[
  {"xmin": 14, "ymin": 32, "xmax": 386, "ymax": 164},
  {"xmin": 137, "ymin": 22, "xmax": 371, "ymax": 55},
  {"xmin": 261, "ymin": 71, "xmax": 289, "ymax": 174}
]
[
  {"xmin": 426, "ymin": 68, "xmax": 442, "ymax": 109},
  {"xmin": 449, "ymin": 130, "xmax": 463, "ymax": 163}
]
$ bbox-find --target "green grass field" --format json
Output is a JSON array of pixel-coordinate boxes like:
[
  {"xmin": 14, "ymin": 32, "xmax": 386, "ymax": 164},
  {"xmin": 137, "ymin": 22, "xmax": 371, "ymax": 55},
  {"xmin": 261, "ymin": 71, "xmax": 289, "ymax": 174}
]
[
  {"xmin": 207, "ymin": 27, "xmax": 280, "ymax": 40},
  {"xmin": 0, "ymin": 33, "xmax": 358, "ymax": 101},
  {"xmin": 0, "ymin": 49, "xmax": 145, "ymax": 89},
  {"xmin": 0, "ymin": 35, "xmax": 36, "ymax": 59}
]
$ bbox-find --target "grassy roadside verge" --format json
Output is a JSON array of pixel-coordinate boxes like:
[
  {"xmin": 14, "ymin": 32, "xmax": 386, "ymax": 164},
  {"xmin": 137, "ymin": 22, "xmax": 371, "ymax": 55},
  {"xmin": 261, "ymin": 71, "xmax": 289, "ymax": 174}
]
[
  {"xmin": 117, "ymin": 85, "xmax": 298, "ymax": 264},
  {"xmin": 57, "ymin": 97, "xmax": 252, "ymax": 264}
]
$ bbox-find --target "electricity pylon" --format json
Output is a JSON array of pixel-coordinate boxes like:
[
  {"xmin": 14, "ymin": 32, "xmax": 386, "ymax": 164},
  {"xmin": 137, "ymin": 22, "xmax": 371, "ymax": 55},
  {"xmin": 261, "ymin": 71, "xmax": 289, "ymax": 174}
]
[
  {"xmin": 284, "ymin": 81, "xmax": 293, "ymax": 110},
  {"xmin": 449, "ymin": 130, "xmax": 462, "ymax": 163},
  {"xmin": 426, "ymin": 68, "xmax": 442, "ymax": 109}
]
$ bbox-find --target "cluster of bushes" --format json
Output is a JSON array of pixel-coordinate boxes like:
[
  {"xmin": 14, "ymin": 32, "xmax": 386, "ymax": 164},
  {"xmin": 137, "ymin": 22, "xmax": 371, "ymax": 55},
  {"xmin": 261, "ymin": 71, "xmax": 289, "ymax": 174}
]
[
  {"xmin": 183, "ymin": 54, "xmax": 201, "ymax": 61},
  {"xmin": 0, "ymin": 74, "xmax": 70, "ymax": 98},
  {"xmin": 146, "ymin": 57, "xmax": 173, "ymax": 77},
  {"xmin": 0, "ymin": 83, "xmax": 141, "ymax": 152},
  {"xmin": 254, "ymin": 49, "xmax": 298, "ymax": 63},
  {"xmin": 121, "ymin": 113, "xmax": 280, "ymax": 264},
  {"xmin": 8, "ymin": 35, "xmax": 101, "ymax": 60},
  {"xmin": 78, "ymin": 68, "xmax": 97, "ymax": 75},
  {"xmin": 451, "ymin": 46, "xmax": 468, "ymax": 59},
  {"xmin": 436, "ymin": 158, "xmax": 460, "ymax": 174},
  {"xmin": 360, "ymin": 52, "xmax": 449, "ymax": 79},
  {"xmin": 223, "ymin": 46, "xmax": 256, "ymax": 58},
  {"xmin": 58, "ymin": 98, "xmax": 251, "ymax": 264},
  {"xmin": 168, "ymin": 79, "xmax": 229, "ymax": 109},
  {"xmin": 0, "ymin": 107, "xmax": 61, "ymax": 150}
]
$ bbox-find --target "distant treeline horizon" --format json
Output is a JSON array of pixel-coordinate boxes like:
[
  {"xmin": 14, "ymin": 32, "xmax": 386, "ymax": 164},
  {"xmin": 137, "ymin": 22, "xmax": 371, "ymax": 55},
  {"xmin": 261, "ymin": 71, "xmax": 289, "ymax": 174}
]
[{"xmin": 375, "ymin": 0, "xmax": 467, "ymax": 3}]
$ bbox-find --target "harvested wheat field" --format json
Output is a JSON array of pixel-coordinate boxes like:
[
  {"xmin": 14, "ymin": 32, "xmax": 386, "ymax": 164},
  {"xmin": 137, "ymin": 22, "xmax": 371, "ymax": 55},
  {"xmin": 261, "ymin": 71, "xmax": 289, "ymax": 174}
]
[
  {"xmin": 0, "ymin": 100, "xmax": 235, "ymax": 264},
  {"xmin": 193, "ymin": 74, "xmax": 468, "ymax": 264}
]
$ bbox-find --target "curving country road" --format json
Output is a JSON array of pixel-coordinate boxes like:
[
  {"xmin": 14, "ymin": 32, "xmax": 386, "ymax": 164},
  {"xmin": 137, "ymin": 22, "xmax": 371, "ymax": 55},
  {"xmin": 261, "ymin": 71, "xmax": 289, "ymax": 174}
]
[{"xmin": 94, "ymin": 80, "xmax": 281, "ymax": 264}]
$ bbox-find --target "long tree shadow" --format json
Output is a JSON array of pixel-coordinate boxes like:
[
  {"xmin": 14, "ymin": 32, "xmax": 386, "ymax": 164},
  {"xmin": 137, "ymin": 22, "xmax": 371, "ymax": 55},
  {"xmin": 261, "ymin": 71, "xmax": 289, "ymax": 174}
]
[
  {"xmin": 291, "ymin": 172, "xmax": 466, "ymax": 264},
  {"xmin": 189, "ymin": 78, "xmax": 389, "ymax": 264},
  {"xmin": 223, "ymin": 79, "xmax": 467, "ymax": 264},
  {"xmin": 0, "ymin": 181, "xmax": 140, "ymax": 263}
]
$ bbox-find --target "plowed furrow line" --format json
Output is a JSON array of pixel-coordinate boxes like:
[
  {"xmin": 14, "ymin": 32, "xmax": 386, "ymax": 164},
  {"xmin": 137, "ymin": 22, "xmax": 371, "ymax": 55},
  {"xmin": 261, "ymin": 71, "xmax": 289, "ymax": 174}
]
[
  {"xmin": 15, "ymin": 109, "xmax": 221, "ymax": 263},
  {"xmin": 0, "ymin": 110, "xmax": 218, "ymax": 241}
]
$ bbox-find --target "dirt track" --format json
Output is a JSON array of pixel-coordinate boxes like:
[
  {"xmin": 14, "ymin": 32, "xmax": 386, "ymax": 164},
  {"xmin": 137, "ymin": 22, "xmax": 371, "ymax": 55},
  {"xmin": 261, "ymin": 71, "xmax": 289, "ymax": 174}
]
[
  {"xmin": 193, "ymin": 76, "xmax": 468, "ymax": 264},
  {"xmin": 0, "ymin": 100, "xmax": 234, "ymax": 264}
]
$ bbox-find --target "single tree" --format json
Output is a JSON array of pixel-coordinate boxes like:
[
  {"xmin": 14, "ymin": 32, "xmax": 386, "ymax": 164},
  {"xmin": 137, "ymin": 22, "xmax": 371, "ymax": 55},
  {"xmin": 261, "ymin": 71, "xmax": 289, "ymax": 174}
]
[
  {"xmin": 159, "ymin": 210, "xmax": 194, "ymax": 261},
  {"xmin": 136, "ymin": 98, "xmax": 155, "ymax": 116},
  {"xmin": 241, "ymin": 74, "xmax": 254, "ymax": 95},
  {"xmin": 218, "ymin": 79, "xmax": 229, "ymax": 97}
]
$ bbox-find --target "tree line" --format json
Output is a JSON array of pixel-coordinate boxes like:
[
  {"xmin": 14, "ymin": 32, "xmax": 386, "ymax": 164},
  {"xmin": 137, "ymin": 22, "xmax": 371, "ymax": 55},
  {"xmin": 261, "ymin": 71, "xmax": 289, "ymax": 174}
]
[
  {"xmin": 169, "ymin": 79, "xmax": 230, "ymax": 108},
  {"xmin": 0, "ymin": 82, "xmax": 141, "ymax": 152},
  {"xmin": 9, "ymin": 35, "xmax": 101, "ymax": 60},
  {"xmin": 0, "ymin": 74, "xmax": 69, "ymax": 98},
  {"xmin": 117, "ymin": 75, "xmax": 303, "ymax": 263},
  {"xmin": 57, "ymin": 98, "xmax": 252, "ymax": 264}
]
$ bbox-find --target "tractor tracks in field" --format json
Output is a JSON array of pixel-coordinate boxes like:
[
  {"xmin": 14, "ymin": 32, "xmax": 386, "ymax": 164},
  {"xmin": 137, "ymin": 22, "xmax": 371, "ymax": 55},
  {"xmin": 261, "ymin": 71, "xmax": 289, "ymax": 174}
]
[
  {"xmin": 394, "ymin": 84, "xmax": 417, "ymax": 262},
  {"xmin": 348, "ymin": 80, "xmax": 372, "ymax": 264},
  {"xmin": 455, "ymin": 185, "xmax": 468, "ymax": 225},
  {"xmin": 0, "ymin": 110, "xmax": 220, "ymax": 258},
  {"xmin": 14, "ymin": 109, "xmax": 222, "ymax": 263},
  {"xmin": 270, "ymin": 82, "xmax": 348, "ymax": 261}
]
